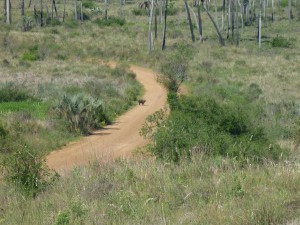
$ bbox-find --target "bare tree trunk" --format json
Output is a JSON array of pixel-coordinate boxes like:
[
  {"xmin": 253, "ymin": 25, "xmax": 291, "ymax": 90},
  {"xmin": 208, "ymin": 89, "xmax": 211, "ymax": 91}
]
[
  {"xmin": 204, "ymin": 5, "xmax": 225, "ymax": 46},
  {"xmin": 288, "ymin": 0, "xmax": 292, "ymax": 22},
  {"xmin": 271, "ymin": 0, "xmax": 274, "ymax": 21},
  {"xmin": 105, "ymin": 0, "xmax": 108, "ymax": 20},
  {"xmin": 160, "ymin": 0, "xmax": 163, "ymax": 23},
  {"xmin": 237, "ymin": 0, "xmax": 243, "ymax": 31},
  {"xmin": 214, "ymin": 0, "xmax": 219, "ymax": 28},
  {"xmin": 190, "ymin": 2, "xmax": 201, "ymax": 41},
  {"xmin": 63, "ymin": 0, "xmax": 66, "ymax": 22},
  {"xmin": 21, "ymin": 0, "xmax": 25, "ymax": 16},
  {"xmin": 34, "ymin": 1, "xmax": 38, "ymax": 24},
  {"xmin": 6, "ymin": 0, "xmax": 11, "ymax": 24},
  {"xmin": 155, "ymin": 4, "xmax": 158, "ymax": 39},
  {"xmin": 258, "ymin": 0, "xmax": 262, "ymax": 48},
  {"xmin": 28, "ymin": 0, "xmax": 32, "ymax": 8},
  {"xmin": 184, "ymin": 0, "xmax": 195, "ymax": 42},
  {"xmin": 197, "ymin": 0, "xmax": 203, "ymax": 42},
  {"xmin": 226, "ymin": 0, "xmax": 230, "ymax": 38},
  {"xmin": 40, "ymin": 0, "xmax": 43, "ymax": 26},
  {"xmin": 231, "ymin": 0, "xmax": 235, "ymax": 42},
  {"xmin": 236, "ymin": 0, "xmax": 239, "ymax": 46},
  {"xmin": 222, "ymin": 0, "xmax": 225, "ymax": 29},
  {"xmin": 4, "ymin": 0, "xmax": 7, "ymax": 19},
  {"xmin": 81, "ymin": 1, "xmax": 83, "ymax": 21},
  {"xmin": 53, "ymin": 0, "xmax": 58, "ymax": 18},
  {"xmin": 52, "ymin": 0, "xmax": 54, "ymax": 23},
  {"xmin": 162, "ymin": 0, "xmax": 168, "ymax": 50},
  {"xmin": 263, "ymin": 0, "xmax": 266, "ymax": 19},
  {"xmin": 74, "ymin": 0, "xmax": 77, "ymax": 21},
  {"xmin": 148, "ymin": 0, "xmax": 154, "ymax": 53}
]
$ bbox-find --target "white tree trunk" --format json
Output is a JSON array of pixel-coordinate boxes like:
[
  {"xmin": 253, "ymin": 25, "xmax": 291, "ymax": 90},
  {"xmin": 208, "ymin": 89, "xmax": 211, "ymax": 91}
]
[
  {"xmin": 258, "ymin": 0, "xmax": 262, "ymax": 48},
  {"xmin": 6, "ymin": 0, "xmax": 10, "ymax": 24},
  {"xmin": 271, "ymin": 0, "xmax": 274, "ymax": 21},
  {"xmin": 74, "ymin": 0, "xmax": 77, "ymax": 21},
  {"xmin": 215, "ymin": 0, "xmax": 219, "ymax": 28},
  {"xmin": 148, "ymin": 0, "xmax": 154, "ymax": 53},
  {"xmin": 190, "ymin": 3, "xmax": 201, "ymax": 40},
  {"xmin": 160, "ymin": 0, "xmax": 163, "ymax": 23}
]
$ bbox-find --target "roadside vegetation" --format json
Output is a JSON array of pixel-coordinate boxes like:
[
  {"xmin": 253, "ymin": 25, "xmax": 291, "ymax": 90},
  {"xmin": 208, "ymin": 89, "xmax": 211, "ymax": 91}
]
[{"xmin": 1, "ymin": 0, "xmax": 300, "ymax": 223}]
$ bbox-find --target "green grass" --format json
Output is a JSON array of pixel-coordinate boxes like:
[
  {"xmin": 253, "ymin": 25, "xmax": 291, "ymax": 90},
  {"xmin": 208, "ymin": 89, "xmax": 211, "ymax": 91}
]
[
  {"xmin": 0, "ymin": 101, "xmax": 49, "ymax": 119},
  {"xmin": 1, "ymin": 156, "xmax": 300, "ymax": 224}
]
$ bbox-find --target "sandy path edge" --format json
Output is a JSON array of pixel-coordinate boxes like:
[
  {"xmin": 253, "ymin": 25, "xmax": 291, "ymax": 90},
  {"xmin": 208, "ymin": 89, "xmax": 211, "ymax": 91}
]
[{"xmin": 46, "ymin": 64, "xmax": 167, "ymax": 175}]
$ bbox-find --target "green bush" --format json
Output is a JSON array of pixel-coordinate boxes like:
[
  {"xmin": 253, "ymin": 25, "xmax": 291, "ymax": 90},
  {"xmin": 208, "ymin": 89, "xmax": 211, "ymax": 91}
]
[
  {"xmin": 0, "ymin": 122, "xmax": 10, "ymax": 153},
  {"xmin": 83, "ymin": 1, "xmax": 96, "ymax": 9},
  {"xmin": 94, "ymin": 16, "xmax": 126, "ymax": 26},
  {"xmin": 132, "ymin": 8, "xmax": 148, "ymax": 16},
  {"xmin": 0, "ymin": 85, "xmax": 32, "ymax": 102},
  {"xmin": 22, "ymin": 45, "xmax": 40, "ymax": 61},
  {"xmin": 56, "ymin": 94, "xmax": 110, "ymax": 135},
  {"xmin": 271, "ymin": 36, "xmax": 295, "ymax": 48},
  {"xmin": 0, "ymin": 146, "xmax": 55, "ymax": 197},
  {"xmin": 144, "ymin": 95, "xmax": 285, "ymax": 163}
]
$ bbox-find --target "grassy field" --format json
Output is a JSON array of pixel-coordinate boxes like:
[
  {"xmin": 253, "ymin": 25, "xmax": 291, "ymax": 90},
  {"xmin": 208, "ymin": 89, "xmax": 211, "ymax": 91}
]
[{"xmin": 1, "ymin": 0, "xmax": 300, "ymax": 223}]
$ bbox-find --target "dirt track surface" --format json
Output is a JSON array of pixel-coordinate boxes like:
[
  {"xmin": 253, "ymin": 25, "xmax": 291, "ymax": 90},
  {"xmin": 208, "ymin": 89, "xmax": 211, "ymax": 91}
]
[{"xmin": 47, "ymin": 64, "xmax": 167, "ymax": 175}]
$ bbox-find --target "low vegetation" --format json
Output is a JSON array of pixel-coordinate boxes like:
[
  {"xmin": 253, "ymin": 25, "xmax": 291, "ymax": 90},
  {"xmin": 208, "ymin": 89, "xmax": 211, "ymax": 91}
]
[{"xmin": 1, "ymin": 156, "xmax": 300, "ymax": 224}]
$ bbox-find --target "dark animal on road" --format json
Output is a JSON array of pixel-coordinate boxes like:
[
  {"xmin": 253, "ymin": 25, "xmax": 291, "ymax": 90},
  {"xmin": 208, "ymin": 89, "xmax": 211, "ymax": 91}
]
[{"xmin": 138, "ymin": 99, "xmax": 146, "ymax": 105}]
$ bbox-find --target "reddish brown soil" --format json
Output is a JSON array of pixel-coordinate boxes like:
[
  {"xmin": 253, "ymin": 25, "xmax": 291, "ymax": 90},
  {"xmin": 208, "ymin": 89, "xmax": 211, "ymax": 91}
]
[{"xmin": 46, "ymin": 64, "xmax": 167, "ymax": 175}]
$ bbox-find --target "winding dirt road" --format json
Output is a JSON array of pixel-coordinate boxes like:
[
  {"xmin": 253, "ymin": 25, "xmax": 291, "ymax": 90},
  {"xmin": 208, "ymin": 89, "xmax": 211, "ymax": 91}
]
[{"xmin": 47, "ymin": 64, "xmax": 167, "ymax": 175}]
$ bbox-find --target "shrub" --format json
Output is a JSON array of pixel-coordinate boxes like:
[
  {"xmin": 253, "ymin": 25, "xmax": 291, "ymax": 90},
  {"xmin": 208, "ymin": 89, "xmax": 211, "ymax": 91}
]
[
  {"xmin": 132, "ymin": 8, "xmax": 148, "ymax": 16},
  {"xmin": 271, "ymin": 36, "xmax": 295, "ymax": 48},
  {"xmin": 1, "ymin": 59, "xmax": 10, "ymax": 67},
  {"xmin": 22, "ymin": 45, "xmax": 39, "ymax": 61},
  {"xmin": 0, "ymin": 85, "xmax": 32, "ymax": 102},
  {"xmin": 83, "ymin": 1, "xmax": 96, "ymax": 9},
  {"xmin": 159, "ymin": 50, "xmax": 190, "ymax": 92},
  {"xmin": 0, "ymin": 122, "xmax": 10, "ymax": 153},
  {"xmin": 0, "ymin": 146, "xmax": 55, "ymax": 197},
  {"xmin": 56, "ymin": 94, "xmax": 110, "ymax": 135},
  {"xmin": 22, "ymin": 16, "xmax": 33, "ymax": 31},
  {"xmin": 94, "ymin": 16, "xmax": 126, "ymax": 26},
  {"xmin": 144, "ymin": 95, "xmax": 285, "ymax": 163}
]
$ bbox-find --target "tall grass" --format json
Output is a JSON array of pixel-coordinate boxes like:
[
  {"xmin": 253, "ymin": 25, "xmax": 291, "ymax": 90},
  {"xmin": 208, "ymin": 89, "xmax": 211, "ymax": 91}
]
[{"xmin": 1, "ymin": 155, "xmax": 300, "ymax": 224}]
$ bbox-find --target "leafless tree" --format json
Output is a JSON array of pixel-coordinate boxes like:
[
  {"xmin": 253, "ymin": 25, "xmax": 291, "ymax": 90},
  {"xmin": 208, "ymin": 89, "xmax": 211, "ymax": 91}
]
[
  {"xmin": 40, "ymin": 0, "xmax": 44, "ymax": 26},
  {"xmin": 148, "ymin": 0, "xmax": 154, "ymax": 53},
  {"xmin": 271, "ymin": 0, "xmax": 274, "ymax": 21},
  {"xmin": 236, "ymin": 0, "xmax": 239, "ymax": 46},
  {"xmin": 197, "ymin": 0, "xmax": 203, "ymax": 42},
  {"xmin": 63, "ymin": 0, "xmax": 67, "ymax": 22},
  {"xmin": 21, "ymin": 0, "xmax": 25, "ymax": 16},
  {"xmin": 155, "ymin": 1, "xmax": 158, "ymax": 39},
  {"xmin": 231, "ymin": 0, "xmax": 235, "ymax": 42},
  {"xmin": 258, "ymin": 0, "xmax": 262, "ymax": 48},
  {"xmin": 204, "ymin": 5, "xmax": 225, "ymax": 46},
  {"xmin": 226, "ymin": 0, "xmax": 230, "ymax": 38},
  {"xmin": 288, "ymin": 0, "xmax": 292, "ymax": 22},
  {"xmin": 222, "ymin": 0, "xmax": 225, "ymax": 29},
  {"xmin": 6, "ymin": 0, "xmax": 11, "ymax": 24},
  {"xmin": 184, "ymin": 0, "xmax": 195, "ymax": 42},
  {"xmin": 52, "ymin": 0, "xmax": 58, "ymax": 18},
  {"xmin": 162, "ymin": 0, "xmax": 168, "ymax": 50},
  {"xmin": 74, "ymin": 0, "xmax": 77, "ymax": 21}
]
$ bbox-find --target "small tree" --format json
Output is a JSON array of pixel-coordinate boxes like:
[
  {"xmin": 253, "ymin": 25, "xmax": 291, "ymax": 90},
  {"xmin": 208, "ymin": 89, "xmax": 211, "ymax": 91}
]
[{"xmin": 159, "ymin": 52, "xmax": 189, "ymax": 92}]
